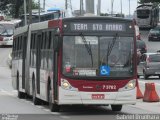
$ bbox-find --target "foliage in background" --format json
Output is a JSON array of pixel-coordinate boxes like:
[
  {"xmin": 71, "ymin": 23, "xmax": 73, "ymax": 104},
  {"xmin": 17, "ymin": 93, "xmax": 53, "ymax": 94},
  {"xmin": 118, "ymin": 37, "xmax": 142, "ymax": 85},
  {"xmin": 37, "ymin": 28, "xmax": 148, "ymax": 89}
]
[
  {"xmin": 0, "ymin": 0, "xmax": 39, "ymax": 18},
  {"xmin": 138, "ymin": 0, "xmax": 160, "ymax": 4}
]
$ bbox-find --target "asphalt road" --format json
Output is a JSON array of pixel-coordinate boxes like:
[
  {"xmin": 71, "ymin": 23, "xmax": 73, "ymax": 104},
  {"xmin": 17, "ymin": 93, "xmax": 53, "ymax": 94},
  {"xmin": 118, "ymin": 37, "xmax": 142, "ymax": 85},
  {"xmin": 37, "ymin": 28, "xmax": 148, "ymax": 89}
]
[{"xmin": 0, "ymin": 30, "xmax": 160, "ymax": 120}]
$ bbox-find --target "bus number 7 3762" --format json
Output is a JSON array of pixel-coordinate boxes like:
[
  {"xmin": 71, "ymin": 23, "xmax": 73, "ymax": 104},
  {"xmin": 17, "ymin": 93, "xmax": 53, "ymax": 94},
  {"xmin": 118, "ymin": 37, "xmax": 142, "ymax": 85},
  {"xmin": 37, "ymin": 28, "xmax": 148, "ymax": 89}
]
[{"xmin": 12, "ymin": 16, "xmax": 138, "ymax": 112}]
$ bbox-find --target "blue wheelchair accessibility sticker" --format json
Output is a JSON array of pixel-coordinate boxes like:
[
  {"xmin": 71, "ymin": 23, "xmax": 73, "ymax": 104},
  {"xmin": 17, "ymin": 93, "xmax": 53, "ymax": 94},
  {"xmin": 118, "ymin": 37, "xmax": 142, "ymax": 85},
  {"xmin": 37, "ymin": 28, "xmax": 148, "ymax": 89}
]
[{"xmin": 100, "ymin": 65, "xmax": 110, "ymax": 76}]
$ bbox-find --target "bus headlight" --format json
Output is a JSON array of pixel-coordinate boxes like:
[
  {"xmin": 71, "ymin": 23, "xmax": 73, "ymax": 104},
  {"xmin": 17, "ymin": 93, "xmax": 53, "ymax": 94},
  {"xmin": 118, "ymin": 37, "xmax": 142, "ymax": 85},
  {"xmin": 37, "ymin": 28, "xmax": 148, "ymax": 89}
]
[
  {"xmin": 128, "ymin": 81, "xmax": 134, "ymax": 88},
  {"xmin": 118, "ymin": 80, "xmax": 136, "ymax": 91},
  {"xmin": 61, "ymin": 79, "xmax": 78, "ymax": 91},
  {"xmin": 62, "ymin": 81, "xmax": 70, "ymax": 89}
]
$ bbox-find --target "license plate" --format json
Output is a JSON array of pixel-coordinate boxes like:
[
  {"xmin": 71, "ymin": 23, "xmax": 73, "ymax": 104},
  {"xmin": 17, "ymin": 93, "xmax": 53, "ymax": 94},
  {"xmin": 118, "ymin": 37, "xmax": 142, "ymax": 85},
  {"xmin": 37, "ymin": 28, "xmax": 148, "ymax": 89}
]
[
  {"xmin": 154, "ymin": 37, "xmax": 157, "ymax": 38},
  {"xmin": 91, "ymin": 94, "xmax": 105, "ymax": 99}
]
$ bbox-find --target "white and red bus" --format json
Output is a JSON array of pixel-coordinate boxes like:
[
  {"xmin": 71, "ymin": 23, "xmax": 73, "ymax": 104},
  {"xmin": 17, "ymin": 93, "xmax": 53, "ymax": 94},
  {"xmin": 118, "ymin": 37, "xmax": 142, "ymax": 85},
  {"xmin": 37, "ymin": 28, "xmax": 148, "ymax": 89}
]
[
  {"xmin": 0, "ymin": 20, "xmax": 21, "ymax": 46},
  {"xmin": 135, "ymin": 3, "xmax": 159, "ymax": 28},
  {"xmin": 12, "ymin": 16, "xmax": 137, "ymax": 112}
]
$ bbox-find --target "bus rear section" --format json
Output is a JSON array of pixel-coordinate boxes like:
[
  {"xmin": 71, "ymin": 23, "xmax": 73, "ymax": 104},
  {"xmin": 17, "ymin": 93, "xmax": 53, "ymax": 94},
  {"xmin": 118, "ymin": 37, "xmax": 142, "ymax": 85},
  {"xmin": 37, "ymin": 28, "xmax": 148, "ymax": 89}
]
[{"xmin": 55, "ymin": 17, "xmax": 137, "ymax": 111}]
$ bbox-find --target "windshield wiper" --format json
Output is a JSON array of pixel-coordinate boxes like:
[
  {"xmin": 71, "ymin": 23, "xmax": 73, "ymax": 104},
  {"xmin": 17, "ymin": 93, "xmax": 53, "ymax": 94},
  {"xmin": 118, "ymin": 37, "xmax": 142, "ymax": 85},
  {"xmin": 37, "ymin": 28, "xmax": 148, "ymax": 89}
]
[
  {"xmin": 80, "ymin": 33, "xmax": 93, "ymax": 67},
  {"xmin": 106, "ymin": 33, "xmax": 118, "ymax": 65}
]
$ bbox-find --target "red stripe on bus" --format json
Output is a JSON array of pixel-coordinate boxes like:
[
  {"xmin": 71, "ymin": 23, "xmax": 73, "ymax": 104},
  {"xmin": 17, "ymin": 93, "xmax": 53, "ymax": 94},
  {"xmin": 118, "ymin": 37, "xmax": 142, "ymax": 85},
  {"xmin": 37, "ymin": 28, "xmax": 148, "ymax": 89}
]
[{"xmin": 48, "ymin": 20, "xmax": 59, "ymax": 28}]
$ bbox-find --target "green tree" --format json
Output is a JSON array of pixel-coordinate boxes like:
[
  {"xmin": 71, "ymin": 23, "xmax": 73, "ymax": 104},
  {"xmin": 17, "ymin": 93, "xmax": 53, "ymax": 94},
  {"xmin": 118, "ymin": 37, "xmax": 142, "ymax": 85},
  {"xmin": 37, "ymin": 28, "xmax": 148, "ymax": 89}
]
[
  {"xmin": 0, "ymin": 0, "xmax": 11, "ymax": 15},
  {"xmin": 0, "ymin": 0, "xmax": 39, "ymax": 18},
  {"xmin": 138, "ymin": 0, "xmax": 160, "ymax": 4}
]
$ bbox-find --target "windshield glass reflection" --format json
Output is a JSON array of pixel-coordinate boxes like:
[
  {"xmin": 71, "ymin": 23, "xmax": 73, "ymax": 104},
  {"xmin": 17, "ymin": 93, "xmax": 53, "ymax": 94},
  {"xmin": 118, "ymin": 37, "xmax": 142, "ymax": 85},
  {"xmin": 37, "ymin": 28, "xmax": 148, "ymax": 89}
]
[{"xmin": 62, "ymin": 36, "xmax": 134, "ymax": 79}]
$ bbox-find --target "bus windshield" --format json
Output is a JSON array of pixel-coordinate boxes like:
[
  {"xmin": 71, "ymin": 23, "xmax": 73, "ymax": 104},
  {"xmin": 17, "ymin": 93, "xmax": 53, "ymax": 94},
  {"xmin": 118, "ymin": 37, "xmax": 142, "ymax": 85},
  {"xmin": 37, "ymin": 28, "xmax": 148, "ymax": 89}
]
[
  {"xmin": 0, "ymin": 24, "xmax": 14, "ymax": 36},
  {"xmin": 137, "ymin": 10, "xmax": 150, "ymax": 18},
  {"xmin": 62, "ymin": 36, "xmax": 134, "ymax": 79}
]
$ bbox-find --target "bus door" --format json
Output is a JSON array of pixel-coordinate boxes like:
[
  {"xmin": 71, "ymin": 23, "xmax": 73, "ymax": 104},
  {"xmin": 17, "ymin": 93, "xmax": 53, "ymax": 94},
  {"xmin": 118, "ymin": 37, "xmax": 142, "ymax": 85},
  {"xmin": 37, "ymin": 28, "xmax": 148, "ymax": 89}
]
[
  {"xmin": 53, "ymin": 51, "xmax": 58, "ymax": 100},
  {"xmin": 36, "ymin": 32, "xmax": 41, "ymax": 94},
  {"xmin": 53, "ymin": 33, "xmax": 59, "ymax": 101},
  {"xmin": 22, "ymin": 35, "xmax": 27, "ymax": 89}
]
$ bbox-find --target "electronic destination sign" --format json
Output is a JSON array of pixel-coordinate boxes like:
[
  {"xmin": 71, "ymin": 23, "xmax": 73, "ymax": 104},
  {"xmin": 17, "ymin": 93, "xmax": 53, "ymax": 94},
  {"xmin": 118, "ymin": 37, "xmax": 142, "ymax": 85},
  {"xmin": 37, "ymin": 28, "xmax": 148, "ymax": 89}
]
[{"xmin": 70, "ymin": 23, "xmax": 126, "ymax": 32}]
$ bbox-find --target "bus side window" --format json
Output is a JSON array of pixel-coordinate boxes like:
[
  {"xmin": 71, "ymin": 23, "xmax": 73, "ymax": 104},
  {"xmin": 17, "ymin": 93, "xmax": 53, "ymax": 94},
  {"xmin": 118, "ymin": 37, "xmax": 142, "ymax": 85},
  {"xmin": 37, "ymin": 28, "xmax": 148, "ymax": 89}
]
[
  {"xmin": 30, "ymin": 33, "xmax": 33, "ymax": 66},
  {"xmin": 47, "ymin": 31, "xmax": 50, "ymax": 48},
  {"xmin": 31, "ymin": 34, "xmax": 33, "ymax": 49},
  {"xmin": 44, "ymin": 31, "xmax": 47, "ymax": 69},
  {"xmin": 17, "ymin": 37, "xmax": 19, "ymax": 58},
  {"xmin": 20, "ymin": 36, "xmax": 23, "ymax": 58},
  {"xmin": 19, "ymin": 36, "xmax": 21, "ymax": 58},
  {"xmin": 15, "ymin": 38, "xmax": 17, "ymax": 58},
  {"xmin": 13, "ymin": 38, "xmax": 16, "ymax": 59},
  {"xmin": 41, "ymin": 32, "xmax": 44, "ymax": 49},
  {"xmin": 45, "ymin": 31, "xmax": 49, "ymax": 69},
  {"xmin": 44, "ymin": 32, "xmax": 47, "ymax": 49},
  {"xmin": 33, "ymin": 33, "xmax": 36, "ymax": 67},
  {"xmin": 48, "ymin": 31, "xmax": 52, "ymax": 49},
  {"xmin": 37, "ymin": 32, "xmax": 42, "ymax": 69},
  {"xmin": 49, "ymin": 31, "xmax": 54, "ymax": 70},
  {"xmin": 41, "ymin": 31, "xmax": 45, "ymax": 69}
]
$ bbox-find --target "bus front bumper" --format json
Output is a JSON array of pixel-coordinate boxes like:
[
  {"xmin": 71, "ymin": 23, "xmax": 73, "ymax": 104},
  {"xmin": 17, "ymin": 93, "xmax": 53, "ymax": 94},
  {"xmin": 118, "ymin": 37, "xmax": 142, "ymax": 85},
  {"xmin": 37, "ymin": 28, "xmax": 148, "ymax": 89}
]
[{"xmin": 58, "ymin": 87, "xmax": 136, "ymax": 105}]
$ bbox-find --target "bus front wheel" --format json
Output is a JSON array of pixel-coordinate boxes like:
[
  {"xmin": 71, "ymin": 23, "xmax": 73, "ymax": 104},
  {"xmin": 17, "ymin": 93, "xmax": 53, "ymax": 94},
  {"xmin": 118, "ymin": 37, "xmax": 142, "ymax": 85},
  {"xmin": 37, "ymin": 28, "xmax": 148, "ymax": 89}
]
[
  {"xmin": 111, "ymin": 105, "xmax": 122, "ymax": 111},
  {"xmin": 49, "ymin": 90, "xmax": 60, "ymax": 112}
]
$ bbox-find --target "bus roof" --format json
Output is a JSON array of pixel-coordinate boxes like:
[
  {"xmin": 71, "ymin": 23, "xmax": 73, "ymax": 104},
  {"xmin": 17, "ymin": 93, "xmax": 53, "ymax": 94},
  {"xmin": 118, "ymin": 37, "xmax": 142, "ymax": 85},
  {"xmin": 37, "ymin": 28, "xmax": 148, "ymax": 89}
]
[
  {"xmin": 62, "ymin": 16, "xmax": 133, "ymax": 22},
  {"xmin": 30, "ymin": 20, "xmax": 49, "ymax": 31},
  {"xmin": 21, "ymin": 11, "xmax": 59, "ymax": 17},
  {"xmin": 47, "ymin": 7, "xmax": 63, "ymax": 12},
  {"xmin": 15, "ymin": 16, "xmax": 134, "ymax": 34},
  {"xmin": 14, "ymin": 25, "xmax": 28, "ymax": 36},
  {"xmin": 0, "ymin": 21, "xmax": 15, "ymax": 25},
  {"xmin": 0, "ymin": 19, "xmax": 21, "ymax": 25}
]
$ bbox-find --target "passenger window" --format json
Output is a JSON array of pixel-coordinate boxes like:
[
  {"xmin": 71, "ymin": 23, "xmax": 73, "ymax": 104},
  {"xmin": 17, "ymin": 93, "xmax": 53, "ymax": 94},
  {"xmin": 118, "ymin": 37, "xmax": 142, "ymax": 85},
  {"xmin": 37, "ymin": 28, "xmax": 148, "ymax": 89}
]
[
  {"xmin": 33, "ymin": 33, "xmax": 36, "ymax": 49},
  {"xmin": 31, "ymin": 34, "xmax": 34, "ymax": 49},
  {"xmin": 41, "ymin": 32, "xmax": 44, "ymax": 49},
  {"xmin": 48, "ymin": 31, "xmax": 52, "ymax": 49},
  {"xmin": 44, "ymin": 32, "xmax": 47, "ymax": 49}
]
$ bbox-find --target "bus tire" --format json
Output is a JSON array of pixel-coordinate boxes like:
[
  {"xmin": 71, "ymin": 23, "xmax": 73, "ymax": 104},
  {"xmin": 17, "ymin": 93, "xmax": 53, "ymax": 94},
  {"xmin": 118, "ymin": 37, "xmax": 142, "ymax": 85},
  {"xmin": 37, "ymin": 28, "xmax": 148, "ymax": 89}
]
[
  {"xmin": 49, "ymin": 89, "xmax": 60, "ymax": 112},
  {"xmin": 111, "ymin": 105, "xmax": 122, "ymax": 111},
  {"xmin": 17, "ymin": 73, "xmax": 25, "ymax": 99},
  {"xmin": 32, "ymin": 77, "xmax": 40, "ymax": 105}
]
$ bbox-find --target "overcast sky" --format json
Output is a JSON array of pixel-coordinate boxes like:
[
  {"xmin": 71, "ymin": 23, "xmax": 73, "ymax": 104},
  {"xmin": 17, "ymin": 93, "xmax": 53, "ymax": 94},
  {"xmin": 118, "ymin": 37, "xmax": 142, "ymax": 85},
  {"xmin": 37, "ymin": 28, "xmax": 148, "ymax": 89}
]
[{"xmin": 37, "ymin": 0, "xmax": 138, "ymax": 15}]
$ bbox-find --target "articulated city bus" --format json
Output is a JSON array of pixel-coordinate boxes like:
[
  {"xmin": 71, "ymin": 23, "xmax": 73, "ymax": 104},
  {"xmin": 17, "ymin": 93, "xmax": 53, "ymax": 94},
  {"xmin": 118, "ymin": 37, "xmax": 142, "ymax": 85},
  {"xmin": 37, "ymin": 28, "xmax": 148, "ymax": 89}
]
[
  {"xmin": 20, "ymin": 10, "xmax": 65, "ymax": 27},
  {"xmin": 0, "ymin": 20, "xmax": 21, "ymax": 46},
  {"xmin": 135, "ymin": 3, "xmax": 159, "ymax": 28},
  {"xmin": 12, "ymin": 16, "xmax": 137, "ymax": 112}
]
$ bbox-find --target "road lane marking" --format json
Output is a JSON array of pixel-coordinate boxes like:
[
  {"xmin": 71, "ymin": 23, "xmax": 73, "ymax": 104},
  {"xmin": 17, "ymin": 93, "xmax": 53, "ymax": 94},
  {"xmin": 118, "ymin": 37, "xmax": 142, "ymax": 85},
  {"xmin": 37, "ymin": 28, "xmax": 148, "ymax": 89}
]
[{"xmin": 0, "ymin": 89, "xmax": 17, "ymax": 96}]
